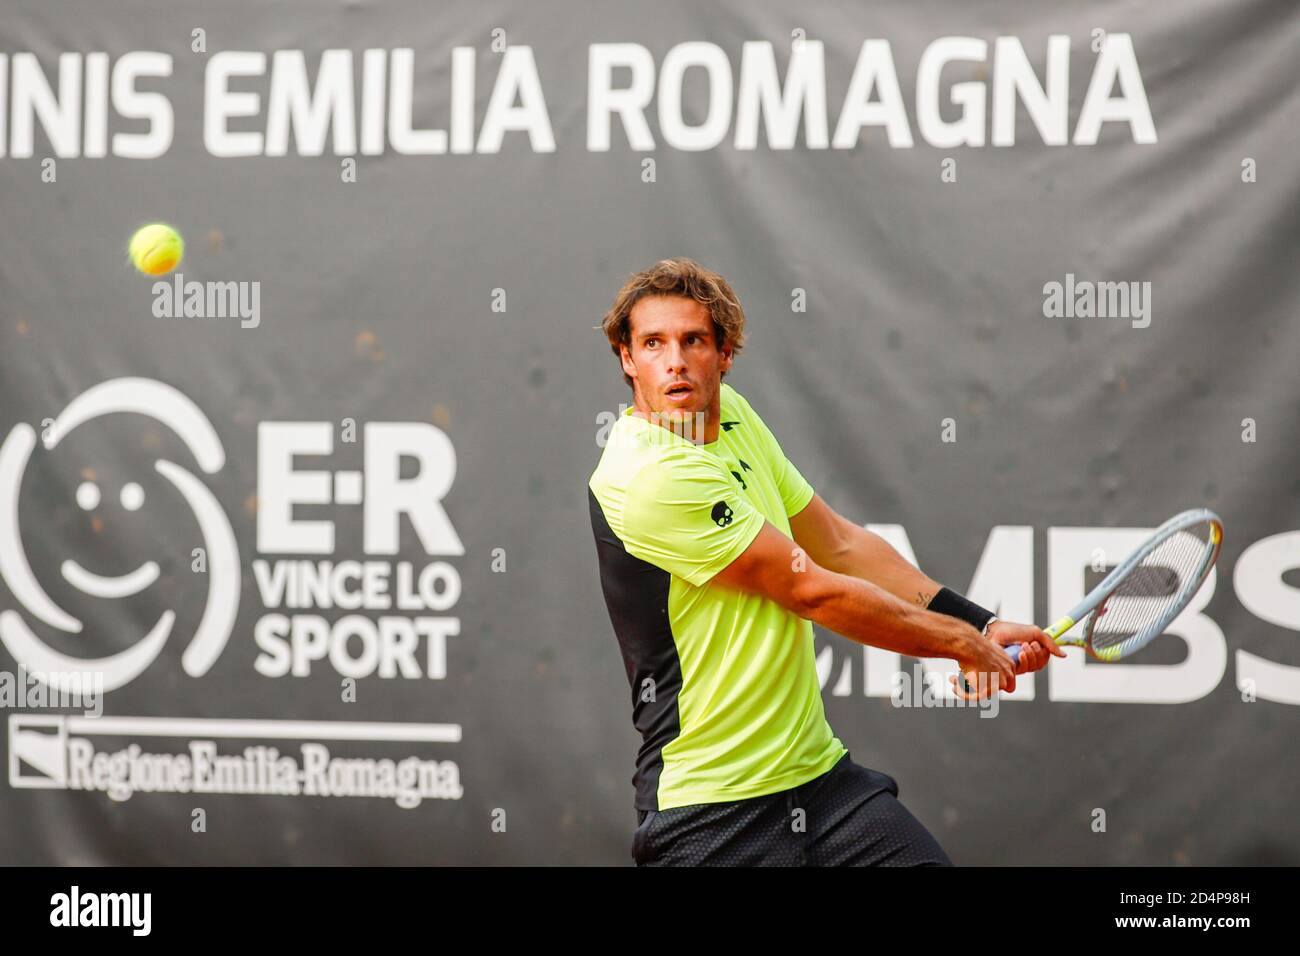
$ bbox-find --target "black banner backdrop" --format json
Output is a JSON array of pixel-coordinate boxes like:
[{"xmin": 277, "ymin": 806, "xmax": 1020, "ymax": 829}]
[{"xmin": 1, "ymin": 1, "xmax": 1297, "ymax": 864}]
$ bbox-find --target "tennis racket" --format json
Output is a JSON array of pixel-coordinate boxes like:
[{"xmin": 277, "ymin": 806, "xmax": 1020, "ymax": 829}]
[{"xmin": 959, "ymin": 508, "xmax": 1223, "ymax": 694}]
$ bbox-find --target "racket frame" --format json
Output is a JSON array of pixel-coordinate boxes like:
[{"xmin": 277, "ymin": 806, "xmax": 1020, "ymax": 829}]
[
  {"xmin": 958, "ymin": 508, "xmax": 1223, "ymax": 692},
  {"xmin": 1050, "ymin": 507, "xmax": 1222, "ymax": 661}
]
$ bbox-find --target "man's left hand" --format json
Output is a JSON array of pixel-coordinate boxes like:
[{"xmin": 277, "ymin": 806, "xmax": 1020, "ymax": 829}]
[{"xmin": 987, "ymin": 620, "xmax": 1066, "ymax": 674}]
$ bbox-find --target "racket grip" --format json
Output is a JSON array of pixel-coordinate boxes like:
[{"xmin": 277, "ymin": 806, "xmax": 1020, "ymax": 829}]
[{"xmin": 958, "ymin": 643, "xmax": 1021, "ymax": 694}]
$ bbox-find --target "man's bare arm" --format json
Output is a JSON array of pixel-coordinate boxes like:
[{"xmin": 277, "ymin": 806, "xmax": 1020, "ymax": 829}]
[
  {"xmin": 713, "ymin": 520, "xmax": 1016, "ymax": 689},
  {"xmin": 789, "ymin": 493, "xmax": 942, "ymax": 606}
]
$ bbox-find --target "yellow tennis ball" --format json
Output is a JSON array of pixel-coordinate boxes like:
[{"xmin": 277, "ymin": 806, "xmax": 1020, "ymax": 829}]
[{"xmin": 128, "ymin": 223, "xmax": 184, "ymax": 276}]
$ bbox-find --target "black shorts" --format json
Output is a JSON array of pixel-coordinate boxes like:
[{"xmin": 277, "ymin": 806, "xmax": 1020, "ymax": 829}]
[{"xmin": 631, "ymin": 752, "xmax": 953, "ymax": 866}]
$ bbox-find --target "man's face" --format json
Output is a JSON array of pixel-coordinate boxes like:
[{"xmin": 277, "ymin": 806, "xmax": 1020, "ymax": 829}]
[{"xmin": 621, "ymin": 296, "xmax": 732, "ymax": 426}]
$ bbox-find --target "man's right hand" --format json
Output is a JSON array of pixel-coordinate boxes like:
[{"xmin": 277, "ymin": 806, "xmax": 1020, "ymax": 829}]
[{"xmin": 951, "ymin": 630, "xmax": 1017, "ymax": 700}]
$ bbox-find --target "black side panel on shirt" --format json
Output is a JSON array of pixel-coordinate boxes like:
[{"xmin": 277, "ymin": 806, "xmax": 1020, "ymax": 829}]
[{"xmin": 588, "ymin": 486, "xmax": 683, "ymax": 811}]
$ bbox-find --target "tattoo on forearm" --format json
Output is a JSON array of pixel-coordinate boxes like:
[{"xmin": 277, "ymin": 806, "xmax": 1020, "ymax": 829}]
[{"xmin": 916, "ymin": 589, "xmax": 935, "ymax": 607}]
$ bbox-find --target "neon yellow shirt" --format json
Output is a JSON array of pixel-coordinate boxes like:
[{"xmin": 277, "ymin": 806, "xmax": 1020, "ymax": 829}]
[{"xmin": 588, "ymin": 383, "xmax": 846, "ymax": 810}]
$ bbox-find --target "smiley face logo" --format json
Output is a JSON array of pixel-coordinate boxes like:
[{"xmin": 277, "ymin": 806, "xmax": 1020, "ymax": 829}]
[{"xmin": 0, "ymin": 378, "xmax": 239, "ymax": 693}]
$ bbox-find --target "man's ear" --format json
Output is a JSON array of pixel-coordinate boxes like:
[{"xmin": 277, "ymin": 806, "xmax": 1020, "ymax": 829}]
[
  {"xmin": 719, "ymin": 344, "xmax": 734, "ymax": 375},
  {"xmin": 619, "ymin": 343, "xmax": 636, "ymax": 381}
]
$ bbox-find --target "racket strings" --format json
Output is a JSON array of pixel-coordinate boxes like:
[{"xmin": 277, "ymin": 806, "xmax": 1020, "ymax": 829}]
[{"xmin": 1084, "ymin": 522, "xmax": 1214, "ymax": 657}]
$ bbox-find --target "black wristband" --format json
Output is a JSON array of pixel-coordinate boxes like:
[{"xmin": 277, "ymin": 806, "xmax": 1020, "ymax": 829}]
[{"xmin": 926, "ymin": 587, "xmax": 996, "ymax": 633}]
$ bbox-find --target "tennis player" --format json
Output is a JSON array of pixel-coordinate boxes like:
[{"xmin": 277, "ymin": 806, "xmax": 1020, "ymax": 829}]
[{"xmin": 588, "ymin": 258, "xmax": 1064, "ymax": 866}]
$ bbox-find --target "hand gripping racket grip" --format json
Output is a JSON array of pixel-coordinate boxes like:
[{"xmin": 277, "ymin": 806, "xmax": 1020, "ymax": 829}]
[{"xmin": 958, "ymin": 643, "xmax": 1021, "ymax": 694}]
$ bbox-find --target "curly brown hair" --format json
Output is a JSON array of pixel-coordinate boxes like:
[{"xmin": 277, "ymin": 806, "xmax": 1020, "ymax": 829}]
[{"xmin": 600, "ymin": 258, "xmax": 747, "ymax": 389}]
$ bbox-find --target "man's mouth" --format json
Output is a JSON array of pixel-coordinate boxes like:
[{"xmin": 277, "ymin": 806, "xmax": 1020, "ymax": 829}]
[{"xmin": 665, "ymin": 383, "xmax": 693, "ymax": 400}]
